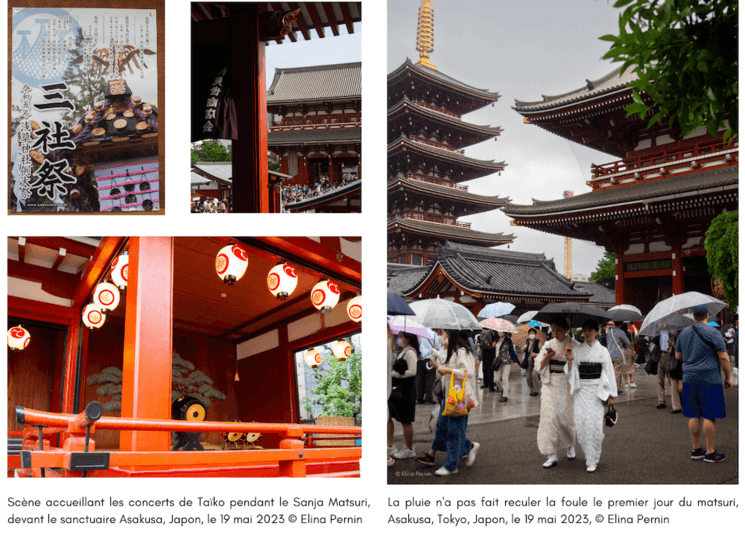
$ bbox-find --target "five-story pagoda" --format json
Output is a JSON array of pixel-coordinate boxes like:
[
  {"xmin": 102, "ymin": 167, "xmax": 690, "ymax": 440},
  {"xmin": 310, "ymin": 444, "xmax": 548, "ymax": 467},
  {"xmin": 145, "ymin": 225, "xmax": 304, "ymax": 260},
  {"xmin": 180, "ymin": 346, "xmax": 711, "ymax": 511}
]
[{"xmin": 387, "ymin": 0, "xmax": 512, "ymax": 266}]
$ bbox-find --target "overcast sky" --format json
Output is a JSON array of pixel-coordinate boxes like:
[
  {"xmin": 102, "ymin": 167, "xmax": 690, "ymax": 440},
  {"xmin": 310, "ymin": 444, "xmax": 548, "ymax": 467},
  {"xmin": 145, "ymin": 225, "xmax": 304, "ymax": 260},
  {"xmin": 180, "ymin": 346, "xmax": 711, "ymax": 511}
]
[{"xmin": 388, "ymin": 0, "xmax": 625, "ymax": 276}]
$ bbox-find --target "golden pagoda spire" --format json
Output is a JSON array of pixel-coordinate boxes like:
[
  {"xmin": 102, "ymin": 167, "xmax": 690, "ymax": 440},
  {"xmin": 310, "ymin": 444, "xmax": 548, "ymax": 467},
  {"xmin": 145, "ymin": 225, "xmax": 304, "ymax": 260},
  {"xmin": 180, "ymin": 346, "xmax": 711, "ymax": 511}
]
[{"xmin": 415, "ymin": 0, "xmax": 436, "ymax": 70}]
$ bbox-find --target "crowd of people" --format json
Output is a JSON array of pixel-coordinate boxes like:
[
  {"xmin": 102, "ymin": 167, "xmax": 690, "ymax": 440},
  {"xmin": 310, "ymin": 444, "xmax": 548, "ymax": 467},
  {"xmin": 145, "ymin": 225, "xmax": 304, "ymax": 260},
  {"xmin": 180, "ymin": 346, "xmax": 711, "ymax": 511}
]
[
  {"xmin": 387, "ymin": 310, "xmax": 737, "ymax": 477},
  {"xmin": 281, "ymin": 174, "xmax": 360, "ymax": 205},
  {"xmin": 191, "ymin": 197, "xmax": 231, "ymax": 213}
]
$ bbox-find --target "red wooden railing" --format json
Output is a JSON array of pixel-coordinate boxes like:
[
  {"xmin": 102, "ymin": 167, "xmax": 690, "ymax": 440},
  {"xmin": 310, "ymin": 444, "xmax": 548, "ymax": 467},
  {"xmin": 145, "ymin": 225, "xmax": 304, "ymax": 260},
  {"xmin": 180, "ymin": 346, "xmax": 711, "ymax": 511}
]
[{"xmin": 403, "ymin": 172, "xmax": 468, "ymax": 191}]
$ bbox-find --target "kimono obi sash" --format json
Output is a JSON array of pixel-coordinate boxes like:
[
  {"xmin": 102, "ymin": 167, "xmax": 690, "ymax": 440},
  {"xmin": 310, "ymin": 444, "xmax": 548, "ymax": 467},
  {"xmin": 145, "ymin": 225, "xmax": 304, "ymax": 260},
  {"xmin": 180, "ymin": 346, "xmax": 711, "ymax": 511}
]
[
  {"xmin": 549, "ymin": 359, "xmax": 566, "ymax": 373},
  {"xmin": 578, "ymin": 362, "xmax": 602, "ymax": 380}
]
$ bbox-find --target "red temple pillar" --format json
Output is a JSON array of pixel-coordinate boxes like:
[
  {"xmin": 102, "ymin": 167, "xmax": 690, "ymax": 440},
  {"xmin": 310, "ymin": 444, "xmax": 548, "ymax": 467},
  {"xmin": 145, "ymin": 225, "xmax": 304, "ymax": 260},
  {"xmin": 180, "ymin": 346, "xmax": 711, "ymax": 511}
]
[
  {"xmin": 671, "ymin": 246, "xmax": 685, "ymax": 295},
  {"xmin": 614, "ymin": 251, "xmax": 625, "ymax": 305},
  {"xmin": 120, "ymin": 237, "xmax": 174, "ymax": 452},
  {"xmin": 230, "ymin": 7, "xmax": 269, "ymax": 213}
]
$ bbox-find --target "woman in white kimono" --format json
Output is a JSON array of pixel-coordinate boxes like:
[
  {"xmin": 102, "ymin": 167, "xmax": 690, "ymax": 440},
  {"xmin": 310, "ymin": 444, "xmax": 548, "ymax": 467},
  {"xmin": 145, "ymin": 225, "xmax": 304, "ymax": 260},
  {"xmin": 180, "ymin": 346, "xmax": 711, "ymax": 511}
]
[
  {"xmin": 565, "ymin": 319, "xmax": 617, "ymax": 473},
  {"xmin": 536, "ymin": 316, "xmax": 580, "ymax": 468}
]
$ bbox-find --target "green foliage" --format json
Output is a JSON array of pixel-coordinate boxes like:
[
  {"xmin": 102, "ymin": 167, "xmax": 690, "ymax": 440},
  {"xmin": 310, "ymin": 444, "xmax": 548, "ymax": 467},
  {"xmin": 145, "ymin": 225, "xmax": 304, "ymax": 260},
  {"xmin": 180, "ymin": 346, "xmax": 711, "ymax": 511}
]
[
  {"xmin": 302, "ymin": 344, "xmax": 361, "ymax": 423},
  {"xmin": 601, "ymin": 0, "xmax": 738, "ymax": 143},
  {"xmin": 705, "ymin": 211, "xmax": 738, "ymax": 309},
  {"xmin": 589, "ymin": 251, "xmax": 616, "ymax": 289},
  {"xmin": 269, "ymin": 162, "xmax": 280, "ymax": 171},
  {"xmin": 191, "ymin": 140, "xmax": 232, "ymax": 165}
]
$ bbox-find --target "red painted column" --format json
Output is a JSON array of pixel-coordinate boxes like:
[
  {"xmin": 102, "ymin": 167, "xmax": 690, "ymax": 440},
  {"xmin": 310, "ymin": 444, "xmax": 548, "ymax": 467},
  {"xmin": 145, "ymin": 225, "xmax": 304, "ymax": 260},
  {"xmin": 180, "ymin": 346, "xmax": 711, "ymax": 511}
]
[
  {"xmin": 230, "ymin": 7, "xmax": 269, "ymax": 213},
  {"xmin": 671, "ymin": 247, "xmax": 685, "ymax": 295},
  {"xmin": 60, "ymin": 315, "xmax": 81, "ymax": 415},
  {"xmin": 120, "ymin": 237, "xmax": 174, "ymax": 452},
  {"xmin": 614, "ymin": 251, "xmax": 625, "ymax": 305}
]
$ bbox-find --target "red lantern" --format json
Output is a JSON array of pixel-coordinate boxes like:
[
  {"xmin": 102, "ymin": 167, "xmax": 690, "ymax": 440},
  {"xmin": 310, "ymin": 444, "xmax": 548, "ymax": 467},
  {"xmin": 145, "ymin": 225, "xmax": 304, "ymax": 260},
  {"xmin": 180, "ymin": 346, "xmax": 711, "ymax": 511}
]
[
  {"xmin": 7, "ymin": 326, "xmax": 31, "ymax": 351},
  {"xmin": 216, "ymin": 244, "xmax": 249, "ymax": 285},
  {"xmin": 267, "ymin": 262, "xmax": 299, "ymax": 299},
  {"xmin": 347, "ymin": 295, "xmax": 362, "ymax": 323},
  {"xmin": 304, "ymin": 349, "xmax": 322, "ymax": 368},
  {"xmin": 82, "ymin": 304, "xmax": 106, "ymax": 329}
]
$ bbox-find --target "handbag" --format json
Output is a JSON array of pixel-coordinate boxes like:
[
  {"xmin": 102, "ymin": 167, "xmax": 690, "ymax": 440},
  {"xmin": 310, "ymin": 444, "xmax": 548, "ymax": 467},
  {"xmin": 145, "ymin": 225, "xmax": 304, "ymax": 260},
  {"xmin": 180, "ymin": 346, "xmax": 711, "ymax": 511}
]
[
  {"xmin": 491, "ymin": 357, "xmax": 502, "ymax": 372},
  {"xmin": 610, "ymin": 330, "xmax": 633, "ymax": 367},
  {"xmin": 442, "ymin": 371, "xmax": 470, "ymax": 417},
  {"xmin": 605, "ymin": 404, "xmax": 618, "ymax": 427},
  {"xmin": 667, "ymin": 350, "xmax": 683, "ymax": 380},
  {"xmin": 644, "ymin": 354, "xmax": 659, "ymax": 376},
  {"xmin": 520, "ymin": 353, "xmax": 530, "ymax": 370}
]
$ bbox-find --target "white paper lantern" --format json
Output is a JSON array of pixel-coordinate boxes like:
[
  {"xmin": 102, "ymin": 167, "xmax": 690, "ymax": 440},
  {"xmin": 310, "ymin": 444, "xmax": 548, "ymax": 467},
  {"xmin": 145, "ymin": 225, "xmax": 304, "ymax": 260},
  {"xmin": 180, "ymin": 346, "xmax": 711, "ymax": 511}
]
[
  {"xmin": 93, "ymin": 280, "xmax": 120, "ymax": 312},
  {"xmin": 267, "ymin": 262, "xmax": 299, "ymax": 300},
  {"xmin": 311, "ymin": 279, "xmax": 340, "ymax": 313},
  {"xmin": 7, "ymin": 325, "xmax": 31, "ymax": 351},
  {"xmin": 110, "ymin": 252, "xmax": 129, "ymax": 289},
  {"xmin": 346, "ymin": 295, "xmax": 362, "ymax": 323},
  {"xmin": 82, "ymin": 304, "xmax": 106, "ymax": 329},
  {"xmin": 216, "ymin": 244, "xmax": 249, "ymax": 285},
  {"xmin": 332, "ymin": 340, "xmax": 352, "ymax": 361},
  {"xmin": 304, "ymin": 349, "xmax": 322, "ymax": 368}
]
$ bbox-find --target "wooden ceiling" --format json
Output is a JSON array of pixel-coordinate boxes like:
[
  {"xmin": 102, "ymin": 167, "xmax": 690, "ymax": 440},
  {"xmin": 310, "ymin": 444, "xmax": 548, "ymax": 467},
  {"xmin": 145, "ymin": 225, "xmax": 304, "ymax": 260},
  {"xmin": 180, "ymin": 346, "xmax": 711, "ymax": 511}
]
[{"xmin": 98, "ymin": 237, "xmax": 361, "ymax": 342}]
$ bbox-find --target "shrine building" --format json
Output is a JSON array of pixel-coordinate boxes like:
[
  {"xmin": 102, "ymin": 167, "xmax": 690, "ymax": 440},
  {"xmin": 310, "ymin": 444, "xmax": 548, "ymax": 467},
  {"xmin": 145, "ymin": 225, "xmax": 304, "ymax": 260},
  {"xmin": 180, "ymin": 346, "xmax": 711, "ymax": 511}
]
[
  {"xmin": 267, "ymin": 62, "xmax": 361, "ymax": 213},
  {"xmin": 504, "ymin": 65, "xmax": 738, "ymax": 314},
  {"xmin": 191, "ymin": 2, "xmax": 361, "ymax": 213},
  {"xmin": 387, "ymin": 0, "xmax": 511, "ymax": 265},
  {"xmin": 8, "ymin": 236, "xmax": 362, "ymax": 477}
]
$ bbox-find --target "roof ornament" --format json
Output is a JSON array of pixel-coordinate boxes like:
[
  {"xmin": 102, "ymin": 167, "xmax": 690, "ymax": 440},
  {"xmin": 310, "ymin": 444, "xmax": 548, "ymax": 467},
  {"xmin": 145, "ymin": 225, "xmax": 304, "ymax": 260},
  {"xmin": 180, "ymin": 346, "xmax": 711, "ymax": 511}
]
[
  {"xmin": 415, "ymin": 0, "xmax": 437, "ymax": 70},
  {"xmin": 585, "ymin": 79, "xmax": 594, "ymax": 91}
]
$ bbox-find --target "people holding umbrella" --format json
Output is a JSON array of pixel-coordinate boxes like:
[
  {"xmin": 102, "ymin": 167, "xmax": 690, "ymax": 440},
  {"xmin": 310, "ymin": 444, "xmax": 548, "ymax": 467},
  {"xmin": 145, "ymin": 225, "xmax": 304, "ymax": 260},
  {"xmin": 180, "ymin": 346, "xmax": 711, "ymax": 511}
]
[
  {"xmin": 565, "ymin": 319, "xmax": 617, "ymax": 472},
  {"xmin": 415, "ymin": 329, "xmax": 479, "ymax": 476},
  {"xmin": 494, "ymin": 329, "xmax": 518, "ymax": 402},
  {"xmin": 607, "ymin": 322, "xmax": 634, "ymax": 393},
  {"xmin": 536, "ymin": 316, "xmax": 579, "ymax": 468},
  {"xmin": 388, "ymin": 331, "xmax": 419, "ymax": 460},
  {"xmin": 524, "ymin": 328, "xmax": 543, "ymax": 396}
]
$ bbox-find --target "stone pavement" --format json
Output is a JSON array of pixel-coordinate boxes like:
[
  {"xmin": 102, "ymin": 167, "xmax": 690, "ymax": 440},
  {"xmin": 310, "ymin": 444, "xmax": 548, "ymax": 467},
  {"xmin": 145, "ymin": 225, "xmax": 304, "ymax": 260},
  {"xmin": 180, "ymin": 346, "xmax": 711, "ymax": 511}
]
[{"xmin": 389, "ymin": 365, "xmax": 739, "ymax": 484}]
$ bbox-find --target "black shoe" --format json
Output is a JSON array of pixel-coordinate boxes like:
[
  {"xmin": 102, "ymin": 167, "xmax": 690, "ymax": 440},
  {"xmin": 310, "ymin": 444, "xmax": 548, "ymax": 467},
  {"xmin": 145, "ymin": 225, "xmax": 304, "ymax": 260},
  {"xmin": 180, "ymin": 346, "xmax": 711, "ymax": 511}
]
[
  {"xmin": 415, "ymin": 452, "xmax": 436, "ymax": 466},
  {"xmin": 499, "ymin": 397, "xmax": 508, "ymax": 402},
  {"xmin": 489, "ymin": 388, "xmax": 496, "ymax": 392},
  {"xmin": 704, "ymin": 451, "xmax": 726, "ymax": 463},
  {"xmin": 480, "ymin": 385, "xmax": 489, "ymax": 389},
  {"xmin": 656, "ymin": 403, "xmax": 667, "ymax": 409},
  {"xmin": 671, "ymin": 409, "xmax": 682, "ymax": 414},
  {"xmin": 691, "ymin": 448, "xmax": 705, "ymax": 460},
  {"xmin": 530, "ymin": 392, "xmax": 539, "ymax": 397},
  {"xmin": 424, "ymin": 400, "xmax": 436, "ymax": 405}
]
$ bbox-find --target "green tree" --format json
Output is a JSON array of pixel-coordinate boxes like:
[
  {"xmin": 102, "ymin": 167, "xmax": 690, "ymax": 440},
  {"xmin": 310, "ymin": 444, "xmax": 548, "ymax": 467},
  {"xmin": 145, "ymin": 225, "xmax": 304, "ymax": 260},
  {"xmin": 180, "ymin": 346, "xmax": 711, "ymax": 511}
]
[
  {"xmin": 191, "ymin": 140, "xmax": 232, "ymax": 165},
  {"xmin": 590, "ymin": 251, "xmax": 616, "ymax": 289},
  {"xmin": 705, "ymin": 211, "xmax": 737, "ymax": 309},
  {"xmin": 601, "ymin": 0, "xmax": 738, "ymax": 143},
  {"xmin": 303, "ymin": 344, "xmax": 361, "ymax": 423}
]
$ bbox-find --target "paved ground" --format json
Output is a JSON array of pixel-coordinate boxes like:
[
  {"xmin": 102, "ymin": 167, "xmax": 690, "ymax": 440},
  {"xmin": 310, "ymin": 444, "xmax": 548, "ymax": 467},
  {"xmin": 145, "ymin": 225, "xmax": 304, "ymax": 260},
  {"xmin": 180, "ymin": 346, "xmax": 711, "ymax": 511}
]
[{"xmin": 389, "ymin": 366, "xmax": 739, "ymax": 484}]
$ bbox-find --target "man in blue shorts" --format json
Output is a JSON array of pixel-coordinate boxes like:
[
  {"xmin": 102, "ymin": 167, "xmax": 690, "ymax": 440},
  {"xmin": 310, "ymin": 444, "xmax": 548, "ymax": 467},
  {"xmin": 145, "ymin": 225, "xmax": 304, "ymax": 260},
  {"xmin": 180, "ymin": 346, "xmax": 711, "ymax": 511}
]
[{"xmin": 675, "ymin": 304, "xmax": 732, "ymax": 463}]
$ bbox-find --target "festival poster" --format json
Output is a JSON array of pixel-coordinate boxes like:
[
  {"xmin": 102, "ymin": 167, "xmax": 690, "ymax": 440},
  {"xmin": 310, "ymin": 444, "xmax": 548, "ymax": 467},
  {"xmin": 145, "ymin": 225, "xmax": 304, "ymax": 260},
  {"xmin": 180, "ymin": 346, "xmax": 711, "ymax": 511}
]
[{"xmin": 10, "ymin": 7, "xmax": 160, "ymax": 213}]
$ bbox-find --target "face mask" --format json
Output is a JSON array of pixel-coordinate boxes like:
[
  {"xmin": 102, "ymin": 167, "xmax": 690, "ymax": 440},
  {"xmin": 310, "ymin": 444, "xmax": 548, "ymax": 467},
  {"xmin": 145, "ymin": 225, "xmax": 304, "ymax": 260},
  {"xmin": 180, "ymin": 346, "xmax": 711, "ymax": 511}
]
[
  {"xmin": 529, "ymin": 334, "xmax": 536, "ymax": 340},
  {"xmin": 437, "ymin": 335, "xmax": 446, "ymax": 346},
  {"xmin": 396, "ymin": 337, "xmax": 404, "ymax": 348}
]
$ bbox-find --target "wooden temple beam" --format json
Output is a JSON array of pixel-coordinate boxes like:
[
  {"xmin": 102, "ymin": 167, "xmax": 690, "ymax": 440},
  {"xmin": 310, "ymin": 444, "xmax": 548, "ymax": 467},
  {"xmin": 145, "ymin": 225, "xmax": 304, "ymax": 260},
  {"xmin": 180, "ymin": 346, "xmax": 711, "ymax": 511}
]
[
  {"xmin": 289, "ymin": 2, "xmax": 313, "ymax": 40},
  {"xmin": 72, "ymin": 237, "xmax": 127, "ymax": 308},
  {"xmin": 322, "ymin": 3, "xmax": 340, "ymax": 36},
  {"xmin": 339, "ymin": 2, "xmax": 355, "ymax": 34},
  {"xmin": 305, "ymin": 2, "xmax": 325, "ymax": 38},
  {"xmin": 17, "ymin": 236, "xmax": 26, "ymax": 264},
  {"xmin": 8, "ymin": 259, "xmax": 78, "ymax": 300},
  {"xmin": 15, "ymin": 236, "xmax": 97, "ymax": 259},
  {"xmin": 51, "ymin": 248, "xmax": 67, "ymax": 271},
  {"xmin": 217, "ymin": 290, "xmax": 312, "ymax": 339}
]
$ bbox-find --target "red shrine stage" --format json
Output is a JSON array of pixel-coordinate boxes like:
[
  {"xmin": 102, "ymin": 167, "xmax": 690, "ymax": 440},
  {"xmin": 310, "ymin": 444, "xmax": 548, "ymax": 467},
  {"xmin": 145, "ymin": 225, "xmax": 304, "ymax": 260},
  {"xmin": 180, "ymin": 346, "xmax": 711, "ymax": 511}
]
[
  {"xmin": 191, "ymin": 2, "xmax": 361, "ymax": 213},
  {"xmin": 505, "ymin": 65, "xmax": 738, "ymax": 314},
  {"xmin": 8, "ymin": 236, "xmax": 362, "ymax": 477}
]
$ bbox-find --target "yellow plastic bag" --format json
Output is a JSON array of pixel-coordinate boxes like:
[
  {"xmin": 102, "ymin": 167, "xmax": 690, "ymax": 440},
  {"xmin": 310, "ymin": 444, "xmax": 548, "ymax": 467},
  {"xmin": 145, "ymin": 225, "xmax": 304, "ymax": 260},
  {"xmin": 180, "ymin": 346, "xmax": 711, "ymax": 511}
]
[{"xmin": 442, "ymin": 371, "xmax": 469, "ymax": 417}]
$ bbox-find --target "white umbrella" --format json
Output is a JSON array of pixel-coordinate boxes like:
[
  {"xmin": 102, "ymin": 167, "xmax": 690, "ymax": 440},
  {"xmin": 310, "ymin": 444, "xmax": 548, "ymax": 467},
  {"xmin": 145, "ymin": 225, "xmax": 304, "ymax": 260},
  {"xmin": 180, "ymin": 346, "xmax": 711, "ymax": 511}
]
[
  {"xmin": 608, "ymin": 304, "xmax": 644, "ymax": 322},
  {"xmin": 516, "ymin": 310, "xmax": 548, "ymax": 326},
  {"xmin": 477, "ymin": 301, "xmax": 516, "ymax": 319},
  {"xmin": 639, "ymin": 292, "xmax": 726, "ymax": 336},
  {"xmin": 409, "ymin": 298, "xmax": 482, "ymax": 331}
]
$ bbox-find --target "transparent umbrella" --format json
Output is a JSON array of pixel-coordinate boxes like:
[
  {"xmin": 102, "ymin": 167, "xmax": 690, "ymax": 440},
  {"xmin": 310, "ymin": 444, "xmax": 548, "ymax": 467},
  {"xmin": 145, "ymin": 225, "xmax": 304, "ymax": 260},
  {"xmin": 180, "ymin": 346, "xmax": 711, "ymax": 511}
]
[
  {"xmin": 477, "ymin": 302, "xmax": 516, "ymax": 319},
  {"xmin": 409, "ymin": 298, "xmax": 482, "ymax": 331},
  {"xmin": 388, "ymin": 315, "xmax": 431, "ymax": 338},
  {"xmin": 639, "ymin": 291, "xmax": 726, "ymax": 336}
]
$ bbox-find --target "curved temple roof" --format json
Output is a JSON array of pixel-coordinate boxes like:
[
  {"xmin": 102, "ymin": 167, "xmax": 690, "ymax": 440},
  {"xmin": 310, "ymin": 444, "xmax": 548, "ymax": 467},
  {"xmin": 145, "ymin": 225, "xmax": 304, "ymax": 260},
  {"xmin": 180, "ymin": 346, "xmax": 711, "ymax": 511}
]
[{"xmin": 267, "ymin": 62, "xmax": 361, "ymax": 104}]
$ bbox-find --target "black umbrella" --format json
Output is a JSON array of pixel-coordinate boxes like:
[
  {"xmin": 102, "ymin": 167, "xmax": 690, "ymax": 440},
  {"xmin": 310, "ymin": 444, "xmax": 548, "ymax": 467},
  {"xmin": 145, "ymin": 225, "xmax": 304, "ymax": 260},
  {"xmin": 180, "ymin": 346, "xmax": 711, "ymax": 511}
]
[
  {"xmin": 501, "ymin": 314, "xmax": 519, "ymax": 324},
  {"xmin": 608, "ymin": 309, "xmax": 643, "ymax": 323},
  {"xmin": 387, "ymin": 291, "xmax": 415, "ymax": 316},
  {"xmin": 532, "ymin": 302, "xmax": 612, "ymax": 329}
]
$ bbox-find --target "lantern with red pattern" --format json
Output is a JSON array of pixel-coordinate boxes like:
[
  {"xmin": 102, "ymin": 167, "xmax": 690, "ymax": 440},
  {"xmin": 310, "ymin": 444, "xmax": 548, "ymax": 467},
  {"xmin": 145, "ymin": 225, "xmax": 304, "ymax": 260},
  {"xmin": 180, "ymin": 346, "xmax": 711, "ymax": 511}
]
[
  {"xmin": 332, "ymin": 340, "xmax": 352, "ymax": 361},
  {"xmin": 82, "ymin": 304, "xmax": 106, "ymax": 329},
  {"xmin": 267, "ymin": 262, "xmax": 299, "ymax": 300},
  {"xmin": 93, "ymin": 280, "xmax": 121, "ymax": 312},
  {"xmin": 304, "ymin": 349, "xmax": 322, "ymax": 368},
  {"xmin": 216, "ymin": 243, "xmax": 249, "ymax": 285},
  {"xmin": 311, "ymin": 279, "xmax": 340, "ymax": 313},
  {"xmin": 346, "ymin": 295, "xmax": 362, "ymax": 323},
  {"xmin": 110, "ymin": 252, "xmax": 129, "ymax": 290},
  {"xmin": 7, "ymin": 325, "xmax": 31, "ymax": 351}
]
